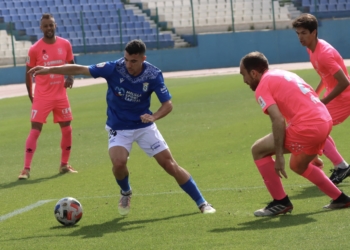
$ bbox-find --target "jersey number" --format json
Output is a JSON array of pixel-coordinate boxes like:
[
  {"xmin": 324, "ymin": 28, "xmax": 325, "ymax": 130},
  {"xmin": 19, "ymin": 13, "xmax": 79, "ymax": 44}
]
[
  {"xmin": 284, "ymin": 73, "xmax": 320, "ymax": 103},
  {"xmin": 31, "ymin": 110, "xmax": 38, "ymax": 119}
]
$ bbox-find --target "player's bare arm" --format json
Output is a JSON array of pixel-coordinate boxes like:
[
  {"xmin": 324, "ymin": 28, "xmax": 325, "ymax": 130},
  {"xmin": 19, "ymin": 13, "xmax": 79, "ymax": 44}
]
[
  {"xmin": 267, "ymin": 104, "xmax": 288, "ymax": 179},
  {"xmin": 64, "ymin": 60, "xmax": 75, "ymax": 89},
  {"xmin": 25, "ymin": 65, "xmax": 34, "ymax": 103},
  {"xmin": 28, "ymin": 64, "xmax": 91, "ymax": 77},
  {"xmin": 321, "ymin": 69, "xmax": 350, "ymax": 104},
  {"xmin": 140, "ymin": 100, "xmax": 173, "ymax": 123}
]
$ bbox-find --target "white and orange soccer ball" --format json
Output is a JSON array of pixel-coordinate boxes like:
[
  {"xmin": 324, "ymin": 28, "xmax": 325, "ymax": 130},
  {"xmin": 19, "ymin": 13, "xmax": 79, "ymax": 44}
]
[{"xmin": 54, "ymin": 197, "xmax": 83, "ymax": 226}]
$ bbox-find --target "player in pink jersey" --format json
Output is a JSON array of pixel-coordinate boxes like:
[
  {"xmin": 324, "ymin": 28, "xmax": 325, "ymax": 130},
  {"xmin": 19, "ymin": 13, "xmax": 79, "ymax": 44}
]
[
  {"xmin": 240, "ymin": 52, "xmax": 350, "ymax": 216},
  {"xmin": 292, "ymin": 13, "xmax": 350, "ymax": 185},
  {"xmin": 18, "ymin": 14, "xmax": 77, "ymax": 179}
]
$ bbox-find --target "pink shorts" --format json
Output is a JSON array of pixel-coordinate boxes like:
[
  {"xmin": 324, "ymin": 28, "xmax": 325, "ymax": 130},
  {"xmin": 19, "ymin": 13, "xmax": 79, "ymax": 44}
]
[
  {"xmin": 284, "ymin": 121, "xmax": 332, "ymax": 155},
  {"xmin": 326, "ymin": 98, "xmax": 350, "ymax": 125},
  {"xmin": 31, "ymin": 98, "xmax": 73, "ymax": 123}
]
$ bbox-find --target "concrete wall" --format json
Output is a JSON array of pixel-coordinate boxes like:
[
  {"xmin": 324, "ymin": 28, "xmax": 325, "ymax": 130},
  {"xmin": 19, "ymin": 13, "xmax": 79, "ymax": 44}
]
[{"xmin": 1, "ymin": 18, "xmax": 349, "ymax": 85}]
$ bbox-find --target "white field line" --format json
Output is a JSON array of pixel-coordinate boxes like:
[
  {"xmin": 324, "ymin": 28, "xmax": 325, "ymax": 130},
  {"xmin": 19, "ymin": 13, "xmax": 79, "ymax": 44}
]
[
  {"xmin": 3, "ymin": 182, "xmax": 344, "ymax": 222},
  {"xmin": 0, "ymin": 199, "xmax": 55, "ymax": 222}
]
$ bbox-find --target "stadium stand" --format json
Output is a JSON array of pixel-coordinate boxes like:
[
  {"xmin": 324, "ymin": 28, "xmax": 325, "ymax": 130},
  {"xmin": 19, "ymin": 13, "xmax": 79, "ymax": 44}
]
[
  {"xmin": 293, "ymin": 0, "xmax": 350, "ymax": 19},
  {"xmin": 0, "ymin": 0, "xmax": 175, "ymax": 65},
  {"xmin": 128, "ymin": 0, "xmax": 301, "ymax": 34}
]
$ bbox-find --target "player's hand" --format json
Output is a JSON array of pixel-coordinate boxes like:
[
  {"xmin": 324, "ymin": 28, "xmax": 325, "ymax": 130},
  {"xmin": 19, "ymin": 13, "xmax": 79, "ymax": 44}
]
[
  {"xmin": 27, "ymin": 66, "xmax": 50, "ymax": 76},
  {"xmin": 140, "ymin": 114, "xmax": 155, "ymax": 123},
  {"xmin": 275, "ymin": 155, "xmax": 287, "ymax": 179},
  {"xmin": 64, "ymin": 77, "xmax": 74, "ymax": 89}
]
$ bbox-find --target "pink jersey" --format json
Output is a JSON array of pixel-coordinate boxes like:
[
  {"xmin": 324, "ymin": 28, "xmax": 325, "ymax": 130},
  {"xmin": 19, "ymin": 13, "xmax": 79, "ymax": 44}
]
[
  {"xmin": 307, "ymin": 39, "xmax": 350, "ymax": 99},
  {"xmin": 27, "ymin": 37, "xmax": 74, "ymax": 100},
  {"xmin": 255, "ymin": 69, "xmax": 331, "ymax": 126}
]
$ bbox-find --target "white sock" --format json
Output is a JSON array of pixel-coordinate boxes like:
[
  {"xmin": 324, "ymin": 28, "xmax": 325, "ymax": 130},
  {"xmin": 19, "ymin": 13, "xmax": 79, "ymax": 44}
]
[{"xmin": 336, "ymin": 161, "xmax": 349, "ymax": 169}]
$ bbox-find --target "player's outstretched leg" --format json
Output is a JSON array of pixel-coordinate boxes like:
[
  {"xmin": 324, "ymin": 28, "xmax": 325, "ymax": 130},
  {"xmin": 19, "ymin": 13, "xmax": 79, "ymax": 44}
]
[{"xmin": 179, "ymin": 176, "xmax": 216, "ymax": 214}]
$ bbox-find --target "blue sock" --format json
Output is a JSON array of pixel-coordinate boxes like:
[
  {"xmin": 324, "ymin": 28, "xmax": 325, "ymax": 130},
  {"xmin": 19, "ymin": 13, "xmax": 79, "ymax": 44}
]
[
  {"xmin": 180, "ymin": 176, "xmax": 205, "ymax": 206},
  {"xmin": 116, "ymin": 175, "xmax": 131, "ymax": 193}
]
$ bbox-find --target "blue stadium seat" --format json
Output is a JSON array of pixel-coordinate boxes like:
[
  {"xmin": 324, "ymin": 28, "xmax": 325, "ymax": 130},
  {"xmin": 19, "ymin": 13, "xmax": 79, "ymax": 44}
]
[
  {"xmin": 14, "ymin": 2, "xmax": 23, "ymax": 8},
  {"xmin": 15, "ymin": 22, "xmax": 25, "ymax": 30},
  {"xmin": 101, "ymin": 24, "xmax": 109, "ymax": 30},
  {"xmin": 338, "ymin": 0, "xmax": 347, "ymax": 3},
  {"xmin": 0, "ymin": 2, "xmax": 6, "ymax": 9},
  {"xmin": 105, "ymin": 36, "xmax": 114, "ymax": 44},
  {"xmin": 92, "ymin": 30, "xmax": 101, "ymax": 37},
  {"xmin": 109, "ymin": 23, "xmax": 119, "ymax": 30},
  {"xmin": 19, "ymin": 15, "xmax": 29, "ymax": 22},
  {"xmin": 59, "ymin": 13, "xmax": 69, "ymax": 19},
  {"xmin": 85, "ymin": 30, "xmax": 93, "ymax": 37},
  {"xmin": 88, "ymin": 0, "xmax": 98, "ymax": 4},
  {"xmin": 89, "ymin": 24, "xmax": 99, "ymax": 30},
  {"xmin": 318, "ymin": 4, "xmax": 328, "ymax": 11},
  {"xmin": 328, "ymin": 4, "xmax": 337, "ymax": 11},
  {"xmin": 63, "ymin": 19, "xmax": 72, "ymax": 26},
  {"xmin": 71, "ymin": 0, "xmax": 80, "ymax": 5},
  {"xmin": 346, "ymin": 2, "xmax": 350, "ymax": 9},
  {"xmin": 101, "ymin": 30, "xmax": 110, "ymax": 36},
  {"xmin": 93, "ymin": 11, "xmax": 102, "ymax": 17},
  {"xmin": 18, "ymin": 9, "xmax": 26, "ymax": 15},
  {"xmin": 99, "ymin": 4, "xmax": 108, "ymax": 11},
  {"xmin": 73, "ymin": 5, "xmax": 83, "ymax": 12},
  {"xmin": 336, "ymin": 3, "xmax": 345, "ymax": 10},
  {"xmin": 10, "ymin": 16, "xmax": 21, "ymax": 22},
  {"xmin": 0, "ymin": 9, "xmax": 10, "ymax": 16},
  {"xmin": 142, "ymin": 22, "xmax": 151, "ymax": 29},
  {"xmin": 5, "ymin": 2, "xmax": 15, "ymax": 8},
  {"xmin": 80, "ymin": 0, "xmax": 89, "ymax": 4},
  {"xmin": 48, "ymin": 6, "xmax": 59, "ymax": 13},
  {"xmin": 134, "ymin": 22, "xmax": 143, "ymax": 29},
  {"xmin": 96, "ymin": 37, "xmax": 105, "ymax": 44},
  {"xmin": 63, "ymin": 0, "xmax": 71, "ymax": 5},
  {"xmin": 83, "ymin": 5, "xmax": 92, "ymax": 12},
  {"xmin": 9, "ymin": 9, "xmax": 18, "ymax": 16},
  {"xmin": 66, "ymin": 26, "xmax": 75, "ymax": 32},
  {"xmin": 41, "ymin": 7, "xmax": 50, "ymax": 13},
  {"xmin": 58, "ymin": 6, "xmax": 67, "ymax": 12},
  {"xmin": 86, "ymin": 37, "xmax": 97, "ymax": 45},
  {"xmin": 56, "ymin": 19, "xmax": 64, "ymax": 26},
  {"xmin": 67, "ymin": 13, "xmax": 78, "ymax": 19},
  {"xmin": 54, "ymin": 0, "xmax": 63, "ymax": 5},
  {"xmin": 126, "ymin": 29, "xmax": 136, "ymax": 36},
  {"xmin": 30, "ymin": 1, "xmax": 39, "ymax": 7},
  {"xmin": 319, "ymin": 0, "xmax": 329, "ymax": 4}
]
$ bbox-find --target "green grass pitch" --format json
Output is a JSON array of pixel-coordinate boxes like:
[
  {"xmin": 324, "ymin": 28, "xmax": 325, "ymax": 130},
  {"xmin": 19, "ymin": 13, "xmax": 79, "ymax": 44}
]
[{"xmin": 1, "ymin": 68, "xmax": 350, "ymax": 249}]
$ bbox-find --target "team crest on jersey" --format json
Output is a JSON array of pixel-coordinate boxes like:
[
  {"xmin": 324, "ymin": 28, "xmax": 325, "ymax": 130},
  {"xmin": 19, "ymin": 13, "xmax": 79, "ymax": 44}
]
[
  {"xmin": 120, "ymin": 78, "xmax": 124, "ymax": 83},
  {"xmin": 143, "ymin": 82, "xmax": 149, "ymax": 92},
  {"xmin": 42, "ymin": 54, "xmax": 49, "ymax": 60},
  {"xmin": 258, "ymin": 96, "xmax": 266, "ymax": 109},
  {"xmin": 96, "ymin": 62, "xmax": 106, "ymax": 68},
  {"xmin": 114, "ymin": 87, "xmax": 125, "ymax": 97}
]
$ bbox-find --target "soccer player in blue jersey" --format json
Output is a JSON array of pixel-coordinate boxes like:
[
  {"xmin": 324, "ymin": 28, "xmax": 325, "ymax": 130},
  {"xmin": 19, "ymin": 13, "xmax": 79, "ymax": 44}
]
[{"xmin": 28, "ymin": 39, "xmax": 216, "ymax": 215}]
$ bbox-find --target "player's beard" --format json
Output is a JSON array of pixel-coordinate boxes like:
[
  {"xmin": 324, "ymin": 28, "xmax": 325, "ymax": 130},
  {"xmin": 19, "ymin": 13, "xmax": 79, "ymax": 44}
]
[{"xmin": 44, "ymin": 31, "xmax": 55, "ymax": 39}]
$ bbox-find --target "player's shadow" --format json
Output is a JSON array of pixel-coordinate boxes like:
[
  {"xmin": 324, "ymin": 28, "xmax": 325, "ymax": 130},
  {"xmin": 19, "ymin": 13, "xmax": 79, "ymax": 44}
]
[
  {"xmin": 50, "ymin": 212, "xmax": 198, "ymax": 238},
  {"xmin": 0, "ymin": 174, "xmax": 64, "ymax": 190},
  {"xmin": 288, "ymin": 183, "xmax": 350, "ymax": 200},
  {"xmin": 210, "ymin": 210, "xmax": 328, "ymax": 233}
]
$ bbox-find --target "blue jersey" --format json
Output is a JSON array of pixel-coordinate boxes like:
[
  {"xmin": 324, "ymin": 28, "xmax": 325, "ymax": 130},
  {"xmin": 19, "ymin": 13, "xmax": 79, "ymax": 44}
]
[{"xmin": 89, "ymin": 59, "xmax": 172, "ymax": 130}]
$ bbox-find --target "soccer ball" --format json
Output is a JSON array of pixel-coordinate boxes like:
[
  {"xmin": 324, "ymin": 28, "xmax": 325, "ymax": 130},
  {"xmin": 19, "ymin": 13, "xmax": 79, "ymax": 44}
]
[{"xmin": 54, "ymin": 197, "xmax": 83, "ymax": 226}]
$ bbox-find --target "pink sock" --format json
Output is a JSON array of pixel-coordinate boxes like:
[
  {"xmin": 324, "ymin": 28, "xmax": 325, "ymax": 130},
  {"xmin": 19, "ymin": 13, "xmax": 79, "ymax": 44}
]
[
  {"xmin": 323, "ymin": 136, "xmax": 343, "ymax": 166},
  {"xmin": 255, "ymin": 157, "xmax": 287, "ymax": 200},
  {"xmin": 24, "ymin": 129, "xmax": 41, "ymax": 169},
  {"xmin": 302, "ymin": 164, "xmax": 341, "ymax": 200},
  {"xmin": 60, "ymin": 126, "xmax": 72, "ymax": 166}
]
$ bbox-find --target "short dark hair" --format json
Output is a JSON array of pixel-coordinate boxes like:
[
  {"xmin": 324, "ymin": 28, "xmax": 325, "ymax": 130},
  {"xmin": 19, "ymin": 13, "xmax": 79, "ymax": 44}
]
[
  {"xmin": 125, "ymin": 39, "xmax": 146, "ymax": 55},
  {"xmin": 292, "ymin": 13, "xmax": 318, "ymax": 34},
  {"xmin": 41, "ymin": 13, "xmax": 54, "ymax": 21},
  {"xmin": 240, "ymin": 52, "xmax": 269, "ymax": 73}
]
